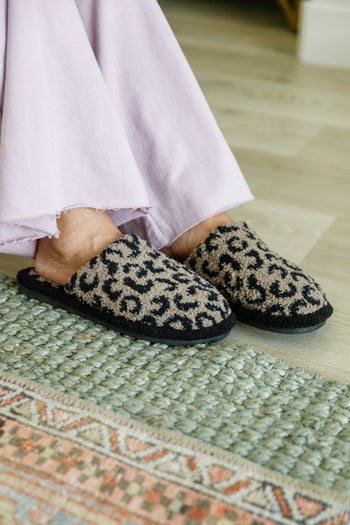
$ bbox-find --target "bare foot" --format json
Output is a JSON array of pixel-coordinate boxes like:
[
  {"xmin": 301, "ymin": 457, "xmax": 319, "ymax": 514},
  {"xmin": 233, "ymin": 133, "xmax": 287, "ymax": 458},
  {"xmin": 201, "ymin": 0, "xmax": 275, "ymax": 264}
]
[
  {"xmin": 35, "ymin": 208, "xmax": 123, "ymax": 285},
  {"xmin": 162, "ymin": 212, "xmax": 232, "ymax": 262}
]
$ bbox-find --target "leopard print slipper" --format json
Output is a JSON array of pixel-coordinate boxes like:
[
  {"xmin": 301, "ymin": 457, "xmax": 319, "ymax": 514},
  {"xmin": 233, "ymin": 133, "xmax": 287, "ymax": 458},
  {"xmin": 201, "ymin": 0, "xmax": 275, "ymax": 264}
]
[
  {"xmin": 17, "ymin": 234, "xmax": 234, "ymax": 346},
  {"xmin": 184, "ymin": 222, "xmax": 333, "ymax": 333}
]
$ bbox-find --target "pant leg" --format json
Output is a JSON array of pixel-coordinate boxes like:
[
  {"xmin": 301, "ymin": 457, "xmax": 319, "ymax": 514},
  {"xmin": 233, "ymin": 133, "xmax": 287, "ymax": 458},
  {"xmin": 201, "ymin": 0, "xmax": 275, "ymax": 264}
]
[
  {"xmin": 0, "ymin": 0, "xmax": 151, "ymax": 257},
  {"xmin": 74, "ymin": 0, "xmax": 253, "ymax": 249},
  {"xmin": 0, "ymin": 0, "xmax": 253, "ymax": 257}
]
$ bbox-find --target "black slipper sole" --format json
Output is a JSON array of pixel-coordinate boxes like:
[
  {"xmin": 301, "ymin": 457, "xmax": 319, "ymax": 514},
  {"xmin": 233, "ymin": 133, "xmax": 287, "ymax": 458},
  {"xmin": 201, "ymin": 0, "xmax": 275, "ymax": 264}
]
[
  {"xmin": 18, "ymin": 282, "xmax": 234, "ymax": 347},
  {"xmin": 239, "ymin": 318, "xmax": 327, "ymax": 334}
]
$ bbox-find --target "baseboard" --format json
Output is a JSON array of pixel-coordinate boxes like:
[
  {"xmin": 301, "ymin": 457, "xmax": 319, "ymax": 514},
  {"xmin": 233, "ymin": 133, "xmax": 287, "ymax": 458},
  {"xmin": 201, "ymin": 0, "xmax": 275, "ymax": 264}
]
[{"xmin": 298, "ymin": 0, "xmax": 350, "ymax": 69}]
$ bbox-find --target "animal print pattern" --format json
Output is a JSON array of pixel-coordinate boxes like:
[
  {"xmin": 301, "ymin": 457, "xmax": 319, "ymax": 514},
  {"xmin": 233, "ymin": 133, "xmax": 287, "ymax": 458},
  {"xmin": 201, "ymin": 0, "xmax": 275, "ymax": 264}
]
[
  {"xmin": 184, "ymin": 222, "xmax": 333, "ymax": 330},
  {"xmin": 64, "ymin": 234, "xmax": 232, "ymax": 333}
]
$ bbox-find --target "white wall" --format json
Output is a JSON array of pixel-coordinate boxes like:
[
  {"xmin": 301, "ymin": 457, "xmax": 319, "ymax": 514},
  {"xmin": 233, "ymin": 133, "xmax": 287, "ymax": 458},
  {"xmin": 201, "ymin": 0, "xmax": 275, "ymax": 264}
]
[{"xmin": 298, "ymin": 0, "xmax": 350, "ymax": 69}]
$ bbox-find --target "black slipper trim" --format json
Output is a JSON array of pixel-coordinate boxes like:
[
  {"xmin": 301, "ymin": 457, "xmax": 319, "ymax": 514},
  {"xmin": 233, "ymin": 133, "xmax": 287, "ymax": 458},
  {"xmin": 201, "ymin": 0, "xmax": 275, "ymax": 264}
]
[
  {"xmin": 221, "ymin": 296, "xmax": 333, "ymax": 333},
  {"xmin": 17, "ymin": 269, "xmax": 235, "ymax": 346}
]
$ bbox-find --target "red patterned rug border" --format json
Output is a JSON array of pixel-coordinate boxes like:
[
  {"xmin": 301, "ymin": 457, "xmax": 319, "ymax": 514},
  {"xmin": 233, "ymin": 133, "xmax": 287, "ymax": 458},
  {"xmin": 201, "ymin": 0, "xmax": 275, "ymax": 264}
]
[{"xmin": 1, "ymin": 366, "xmax": 349, "ymax": 514}]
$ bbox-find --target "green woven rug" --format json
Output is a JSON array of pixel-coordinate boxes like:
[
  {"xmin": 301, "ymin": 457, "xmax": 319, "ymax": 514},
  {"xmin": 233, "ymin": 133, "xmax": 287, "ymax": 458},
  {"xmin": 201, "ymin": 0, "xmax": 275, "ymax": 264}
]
[{"xmin": 1, "ymin": 272, "xmax": 349, "ymax": 495}]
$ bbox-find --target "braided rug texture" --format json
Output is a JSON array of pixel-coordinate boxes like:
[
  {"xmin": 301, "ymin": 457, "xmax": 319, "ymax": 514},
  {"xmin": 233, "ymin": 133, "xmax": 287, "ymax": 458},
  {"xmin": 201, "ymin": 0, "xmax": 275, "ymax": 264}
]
[{"xmin": 0, "ymin": 272, "xmax": 349, "ymax": 494}]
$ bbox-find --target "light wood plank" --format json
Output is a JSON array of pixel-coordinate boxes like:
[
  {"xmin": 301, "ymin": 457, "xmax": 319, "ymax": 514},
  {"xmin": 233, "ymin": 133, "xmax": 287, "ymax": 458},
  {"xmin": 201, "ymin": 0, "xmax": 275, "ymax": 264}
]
[
  {"xmin": 228, "ymin": 199, "xmax": 335, "ymax": 264},
  {"xmin": 0, "ymin": 255, "xmax": 33, "ymax": 278},
  {"xmin": 199, "ymin": 73, "xmax": 350, "ymax": 129},
  {"xmin": 298, "ymin": 126, "xmax": 350, "ymax": 171},
  {"xmin": 215, "ymin": 106, "xmax": 323, "ymax": 157}
]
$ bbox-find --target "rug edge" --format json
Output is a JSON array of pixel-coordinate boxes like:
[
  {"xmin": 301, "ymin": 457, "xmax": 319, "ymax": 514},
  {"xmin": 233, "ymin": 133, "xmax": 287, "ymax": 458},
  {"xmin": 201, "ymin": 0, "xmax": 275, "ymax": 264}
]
[{"xmin": 1, "ymin": 367, "xmax": 349, "ymax": 508}]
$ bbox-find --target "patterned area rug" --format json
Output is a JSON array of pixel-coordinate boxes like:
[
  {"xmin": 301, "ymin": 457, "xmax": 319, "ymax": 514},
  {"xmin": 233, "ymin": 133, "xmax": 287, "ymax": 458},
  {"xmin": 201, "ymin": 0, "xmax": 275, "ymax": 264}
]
[
  {"xmin": 0, "ymin": 272, "xmax": 350, "ymax": 523},
  {"xmin": 0, "ymin": 370, "xmax": 349, "ymax": 524}
]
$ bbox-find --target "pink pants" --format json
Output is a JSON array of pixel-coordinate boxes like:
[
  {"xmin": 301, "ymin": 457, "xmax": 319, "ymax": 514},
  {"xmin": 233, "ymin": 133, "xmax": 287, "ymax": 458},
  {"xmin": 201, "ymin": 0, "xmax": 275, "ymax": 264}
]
[{"xmin": 0, "ymin": 0, "xmax": 253, "ymax": 258}]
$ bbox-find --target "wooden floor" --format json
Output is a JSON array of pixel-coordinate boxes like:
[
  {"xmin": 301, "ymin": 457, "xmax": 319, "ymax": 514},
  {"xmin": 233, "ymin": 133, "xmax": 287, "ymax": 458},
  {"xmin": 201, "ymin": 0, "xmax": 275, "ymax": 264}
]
[{"xmin": 1, "ymin": 0, "xmax": 350, "ymax": 382}]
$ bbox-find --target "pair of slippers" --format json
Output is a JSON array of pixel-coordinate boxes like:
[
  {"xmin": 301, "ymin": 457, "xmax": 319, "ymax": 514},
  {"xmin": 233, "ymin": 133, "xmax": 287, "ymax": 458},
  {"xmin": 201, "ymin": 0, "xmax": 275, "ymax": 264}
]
[{"xmin": 17, "ymin": 222, "xmax": 333, "ymax": 346}]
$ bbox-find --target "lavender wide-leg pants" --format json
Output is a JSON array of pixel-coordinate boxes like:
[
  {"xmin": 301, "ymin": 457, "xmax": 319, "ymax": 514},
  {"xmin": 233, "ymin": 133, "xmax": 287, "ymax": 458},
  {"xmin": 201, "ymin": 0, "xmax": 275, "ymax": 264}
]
[{"xmin": 0, "ymin": 0, "xmax": 253, "ymax": 258}]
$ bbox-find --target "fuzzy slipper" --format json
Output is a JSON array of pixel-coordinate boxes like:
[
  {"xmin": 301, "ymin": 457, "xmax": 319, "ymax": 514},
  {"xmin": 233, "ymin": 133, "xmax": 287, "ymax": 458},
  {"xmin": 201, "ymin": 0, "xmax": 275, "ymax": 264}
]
[
  {"xmin": 17, "ymin": 234, "xmax": 235, "ymax": 346},
  {"xmin": 184, "ymin": 222, "xmax": 333, "ymax": 333}
]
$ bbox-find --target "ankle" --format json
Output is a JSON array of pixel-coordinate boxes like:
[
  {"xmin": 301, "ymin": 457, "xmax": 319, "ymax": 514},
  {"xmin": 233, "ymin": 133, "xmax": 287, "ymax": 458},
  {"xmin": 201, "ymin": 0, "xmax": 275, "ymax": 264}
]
[
  {"xmin": 34, "ymin": 208, "xmax": 122, "ymax": 285},
  {"xmin": 163, "ymin": 212, "xmax": 232, "ymax": 262}
]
